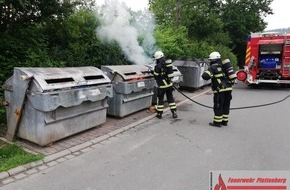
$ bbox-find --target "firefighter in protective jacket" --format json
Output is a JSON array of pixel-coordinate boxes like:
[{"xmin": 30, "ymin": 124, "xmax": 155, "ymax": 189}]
[
  {"xmin": 153, "ymin": 51, "xmax": 178, "ymax": 119},
  {"xmin": 202, "ymin": 51, "xmax": 236, "ymax": 127}
]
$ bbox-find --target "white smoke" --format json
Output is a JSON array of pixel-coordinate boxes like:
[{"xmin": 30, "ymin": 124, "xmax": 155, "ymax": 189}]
[
  {"xmin": 96, "ymin": 0, "xmax": 158, "ymax": 65},
  {"xmin": 131, "ymin": 10, "xmax": 158, "ymax": 57}
]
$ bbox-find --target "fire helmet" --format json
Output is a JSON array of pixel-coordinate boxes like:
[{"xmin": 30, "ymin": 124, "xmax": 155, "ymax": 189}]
[
  {"xmin": 154, "ymin": 51, "xmax": 164, "ymax": 60},
  {"xmin": 209, "ymin": 51, "xmax": 221, "ymax": 60}
]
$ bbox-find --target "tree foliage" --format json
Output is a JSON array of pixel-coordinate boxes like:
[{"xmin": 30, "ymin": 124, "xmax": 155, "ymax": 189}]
[
  {"xmin": 154, "ymin": 25, "xmax": 191, "ymax": 59},
  {"xmin": 0, "ymin": 0, "xmax": 273, "ymax": 124},
  {"xmin": 221, "ymin": 0, "xmax": 273, "ymax": 67},
  {"xmin": 0, "ymin": 0, "xmax": 77, "ymax": 33},
  {"xmin": 0, "ymin": 0, "xmax": 126, "ymax": 85},
  {"xmin": 149, "ymin": 0, "xmax": 273, "ymax": 67},
  {"xmin": 0, "ymin": 0, "xmax": 125, "ymax": 124},
  {"xmin": 149, "ymin": 0, "xmax": 176, "ymax": 26}
]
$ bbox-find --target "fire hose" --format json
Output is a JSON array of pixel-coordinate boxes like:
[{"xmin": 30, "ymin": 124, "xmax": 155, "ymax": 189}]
[
  {"xmin": 145, "ymin": 65, "xmax": 290, "ymax": 110},
  {"xmin": 172, "ymin": 85, "xmax": 290, "ymax": 110}
]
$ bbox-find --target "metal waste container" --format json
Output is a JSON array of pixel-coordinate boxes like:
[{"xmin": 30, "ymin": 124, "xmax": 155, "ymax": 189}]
[
  {"xmin": 146, "ymin": 64, "xmax": 183, "ymax": 105},
  {"xmin": 101, "ymin": 65, "xmax": 155, "ymax": 117},
  {"xmin": 173, "ymin": 59, "xmax": 210, "ymax": 89},
  {"xmin": 2, "ymin": 67, "xmax": 112, "ymax": 146}
]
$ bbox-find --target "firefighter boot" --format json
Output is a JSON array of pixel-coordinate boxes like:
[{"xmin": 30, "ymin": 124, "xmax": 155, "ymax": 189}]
[
  {"xmin": 156, "ymin": 113, "xmax": 162, "ymax": 119},
  {"xmin": 209, "ymin": 122, "xmax": 222, "ymax": 127},
  {"xmin": 172, "ymin": 111, "xmax": 178, "ymax": 118},
  {"xmin": 221, "ymin": 121, "xmax": 228, "ymax": 126}
]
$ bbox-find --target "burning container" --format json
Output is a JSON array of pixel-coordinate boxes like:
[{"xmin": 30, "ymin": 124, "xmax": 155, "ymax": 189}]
[
  {"xmin": 173, "ymin": 59, "xmax": 211, "ymax": 89},
  {"xmin": 101, "ymin": 65, "xmax": 155, "ymax": 117},
  {"xmin": 2, "ymin": 67, "xmax": 112, "ymax": 146}
]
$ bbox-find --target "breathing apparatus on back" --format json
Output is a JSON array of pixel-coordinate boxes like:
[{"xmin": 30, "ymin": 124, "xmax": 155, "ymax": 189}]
[
  {"xmin": 209, "ymin": 51, "xmax": 237, "ymax": 82},
  {"xmin": 222, "ymin": 59, "xmax": 237, "ymax": 81}
]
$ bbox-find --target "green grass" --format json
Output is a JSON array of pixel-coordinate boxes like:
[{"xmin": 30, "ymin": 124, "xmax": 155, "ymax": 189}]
[{"xmin": 0, "ymin": 143, "xmax": 44, "ymax": 172}]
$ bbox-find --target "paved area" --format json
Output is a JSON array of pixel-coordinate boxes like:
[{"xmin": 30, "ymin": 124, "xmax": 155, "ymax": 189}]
[
  {"xmin": 0, "ymin": 86, "xmax": 210, "ymax": 187},
  {"xmin": 1, "ymin": 83, "xmax": 289, "ymax": 189}
]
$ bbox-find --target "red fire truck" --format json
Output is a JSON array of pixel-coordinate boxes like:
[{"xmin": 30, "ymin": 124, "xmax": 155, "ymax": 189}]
[{"xmin": 237, "ymin": 32, "xmax": 290, "ymax": 85}]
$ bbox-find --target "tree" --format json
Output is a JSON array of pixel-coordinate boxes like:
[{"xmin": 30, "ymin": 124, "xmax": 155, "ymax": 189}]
[
  {"xmin": 149, "ymin": 0, "xmax": 176, "ymax": 26},
  {"xmin": 150, "ymin": 0, "xmax": 231, "ymax": 46},
  {"xmin": 150, "ymin": 0, "xmax": 273, "ymax": 67},
  {"xmin": 154, "ymin": 24, "xmax": 192, "ymax": 59},
  {"xmin": 0, "ymin": 0, "xmax": 77, "ymax": 33},
  {"xmin": 49, "ymin": 9, "xmax": 126, "ymax": 67},
  {"xmin": 0, "ymin": 1, "xmax": 126, "ymax": 123},
  {"xmin": 221, "ymin": 0, "xmax": 273, "ymax": 67}
]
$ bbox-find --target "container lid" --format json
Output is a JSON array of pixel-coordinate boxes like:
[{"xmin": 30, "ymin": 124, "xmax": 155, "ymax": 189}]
[
  {"xmin": 101, "ymin": 65, "xmax": 153, "ymax": 81},
  {"xmin": 173, "ymin": 59, "xmax": 209, "ymax": 67},
  {"xmin": 14, "ymin": 67, "xmax": 111, "ymax": 92},
  {"xmin": 173, "ymin": 60, "xmax": 199, "ymax": 67}
]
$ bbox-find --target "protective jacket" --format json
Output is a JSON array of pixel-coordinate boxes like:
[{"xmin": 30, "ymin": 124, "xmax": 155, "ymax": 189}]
[
  {"xmin": 202, "ymin": 61, "xmax": 233, "ymax": 93},
  {"xmin": 153, "ymin": 57, "xmax": 174, "ymax": 88}
]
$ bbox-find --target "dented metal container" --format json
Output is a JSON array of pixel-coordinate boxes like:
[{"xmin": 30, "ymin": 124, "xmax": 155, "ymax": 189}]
[
  {"xmin": 173, "ymin": 59, "xmax": 211, "ymax": 89},
  {"xmin": 2, "ymin": 67, "xmax": 112, "ymax": 146},
  {"xmin": 101, "ymin": 65, "xmax": 155, "ymax": 117}
]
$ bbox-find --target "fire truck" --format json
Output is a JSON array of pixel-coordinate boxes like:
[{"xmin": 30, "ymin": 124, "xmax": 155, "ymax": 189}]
[{"xmin": 237, "ymin": 32, "xmax": 290, "ymax": 85}]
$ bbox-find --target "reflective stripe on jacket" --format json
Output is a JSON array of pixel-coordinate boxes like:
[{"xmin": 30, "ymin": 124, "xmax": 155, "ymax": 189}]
[
  {"xmin": 154, "ymin": 58, "xmax": 174, "ymax": 88},
  {"xmin": 202, "ymin": 62, "xmax": 233, "ymax": 93}
]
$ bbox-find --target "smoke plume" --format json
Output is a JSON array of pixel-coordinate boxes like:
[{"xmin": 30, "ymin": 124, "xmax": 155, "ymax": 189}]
[{"xmin": 96, "ymin": 0, "xmax": 158, "ymax": 65}]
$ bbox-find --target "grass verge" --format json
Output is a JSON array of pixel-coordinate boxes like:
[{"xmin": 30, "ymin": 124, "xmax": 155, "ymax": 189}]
[{"xmin": 0, "ymin": 142, "xmax": 44, "ymax": 172}]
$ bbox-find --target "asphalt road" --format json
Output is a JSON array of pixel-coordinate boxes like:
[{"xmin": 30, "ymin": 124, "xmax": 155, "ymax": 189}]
[{"xmin": 2, "ymin": 82, "xmax": 290, "ymax": 190}]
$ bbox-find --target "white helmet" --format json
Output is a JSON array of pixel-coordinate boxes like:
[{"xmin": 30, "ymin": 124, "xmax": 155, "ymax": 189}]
[
  {"xmin": 154, "ymin": 51, "xmax": 164, "ymax": 60},
  {"xmin": 209, "ymin": 51, "xmax": 221, "ymax": 60}
]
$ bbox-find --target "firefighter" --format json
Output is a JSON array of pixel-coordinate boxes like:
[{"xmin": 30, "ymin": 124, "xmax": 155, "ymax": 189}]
[
  {"xmin": 202, "ymin": 51, "xmax": 236, "ymax": 127},
  {"xmin": 153, "ymin": 51, "xmax": 178, "ymax": 119}
]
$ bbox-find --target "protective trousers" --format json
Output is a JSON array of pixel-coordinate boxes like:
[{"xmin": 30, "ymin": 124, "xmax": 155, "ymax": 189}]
[
  {"xmin": 213, "ymin": 90, "xmax": 232, "ymax": 125},
  {"xmin": 156, "ymin": 86, "xmax": 176, "ymax": 114}
]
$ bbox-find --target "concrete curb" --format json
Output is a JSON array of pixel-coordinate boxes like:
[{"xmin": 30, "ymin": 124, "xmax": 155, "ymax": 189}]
[
  {"xmin": 43, "ymin": 150, "xmax": 72, "ymax": 163},
  {"xmin": 0, "ymin": 172, "xmax": 9, "ymax": 180},
  {"xmin": 0, "ymin": 88, "xmax": 210, "ymax": 186}
]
